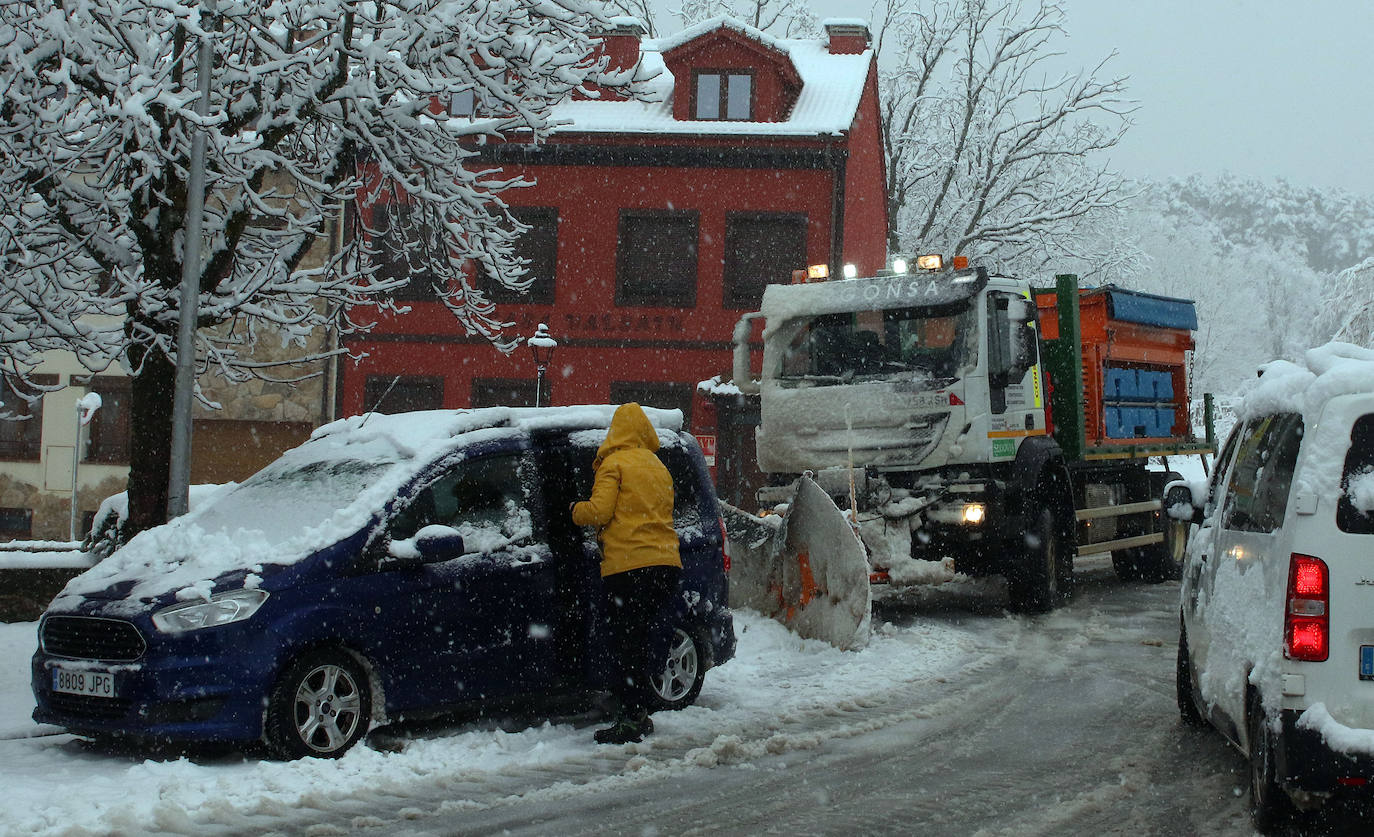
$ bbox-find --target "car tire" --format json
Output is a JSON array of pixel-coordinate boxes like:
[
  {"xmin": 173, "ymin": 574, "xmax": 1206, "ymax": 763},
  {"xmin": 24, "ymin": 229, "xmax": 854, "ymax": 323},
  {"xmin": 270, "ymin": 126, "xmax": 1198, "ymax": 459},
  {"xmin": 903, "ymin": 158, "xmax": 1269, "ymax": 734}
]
[
  {"xmin": 1007, "ymin": 507, "xmax": 1069, "ymax": 614},
  {"xmin": 647, "ymin": 626, "xmax": 706, "ymax": 711},
  {"xmin": 1247, "ymin": 691, "xmax": 1294, "ymax": 833},
  {"xmin": 264, "ymin": 649, "xmax": 372, "ymax": 760},
  {"xmin": 1176, "ymin": 627, "xmax": 1204, "ymax": 727}
]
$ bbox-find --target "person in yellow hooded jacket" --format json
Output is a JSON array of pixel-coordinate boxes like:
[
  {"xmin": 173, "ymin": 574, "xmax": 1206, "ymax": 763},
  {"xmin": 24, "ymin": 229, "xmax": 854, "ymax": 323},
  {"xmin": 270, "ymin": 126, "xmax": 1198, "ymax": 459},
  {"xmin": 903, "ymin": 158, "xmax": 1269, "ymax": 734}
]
[{"xmin": 571, "ymin": 403, "xmax": 683, "ymax": 744}]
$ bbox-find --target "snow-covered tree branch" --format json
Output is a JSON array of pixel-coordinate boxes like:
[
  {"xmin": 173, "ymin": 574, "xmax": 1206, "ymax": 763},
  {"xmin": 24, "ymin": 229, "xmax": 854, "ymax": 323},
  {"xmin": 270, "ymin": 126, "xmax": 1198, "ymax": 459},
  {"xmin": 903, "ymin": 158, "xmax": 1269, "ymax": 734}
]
[{"xmin": 0, "ymin": 0, "xmax": 634, "ymax": 534}]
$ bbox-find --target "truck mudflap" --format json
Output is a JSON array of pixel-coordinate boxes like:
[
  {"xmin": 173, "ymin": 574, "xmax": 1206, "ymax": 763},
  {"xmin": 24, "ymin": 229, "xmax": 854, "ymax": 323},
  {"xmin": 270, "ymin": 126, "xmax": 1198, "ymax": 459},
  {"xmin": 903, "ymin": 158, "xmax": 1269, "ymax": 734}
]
[{"xmin": 720, "ymin": 476, "xmax": 871, "ymax": 651}]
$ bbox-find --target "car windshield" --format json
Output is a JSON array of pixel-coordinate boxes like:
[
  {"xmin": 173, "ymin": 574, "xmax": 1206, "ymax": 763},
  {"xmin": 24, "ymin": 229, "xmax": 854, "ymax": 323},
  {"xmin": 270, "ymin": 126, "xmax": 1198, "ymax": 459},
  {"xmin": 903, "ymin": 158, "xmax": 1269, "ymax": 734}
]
[
  {"xmin": 192, "ymin": 457, "xmax": 396, "ymax": 547},
  {"xmin": 776, "ymin": 302, "xmax": 978, "ymax": 385}
]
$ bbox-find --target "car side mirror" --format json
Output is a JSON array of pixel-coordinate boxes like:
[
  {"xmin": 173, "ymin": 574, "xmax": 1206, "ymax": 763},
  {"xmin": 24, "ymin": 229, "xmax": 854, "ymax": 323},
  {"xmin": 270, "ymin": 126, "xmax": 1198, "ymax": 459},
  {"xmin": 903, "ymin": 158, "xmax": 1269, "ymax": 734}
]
[
  {"xmin": 385, "ymin": 524, "xmax": 466, "ymax": 569},
  {"xmin": 1164, "ymin": 481, "xmax": 1204, "ymax": 526}
]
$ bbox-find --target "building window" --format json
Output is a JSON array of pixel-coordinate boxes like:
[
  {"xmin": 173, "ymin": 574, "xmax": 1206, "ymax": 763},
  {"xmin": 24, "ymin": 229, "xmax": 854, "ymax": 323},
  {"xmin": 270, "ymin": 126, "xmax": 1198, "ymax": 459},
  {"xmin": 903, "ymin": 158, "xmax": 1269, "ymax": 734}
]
[
  {"xmin": 616, "ymin": 210, "xmax": 699, "ymax": 307},
  {"xmin": 610, "ymin": 381, "xmax": 694, "ymax": 425},
  {"xmin": 471, "ymin": 378, "xmax": 538, "ymax": 408},
  {"xmin": 480, "ymin": 207, "xmax": 558, "ymax": 305},
  {"xmin": 83, "ymin": 376, "xmax": 132, "ymax": 464},
  {"xmin": 371, "ymin": 202, "xmax": 441, "ymax": 302},
  {"xmin": 363, "ymin": 375, "xmax": 444, "ymax": 414},
  {"xmin": 448, "ymin": 90, "xmax": 476, "ymax": 117},
  {"xmin": 0, "ymin": 507, "xmax": 32, "ymax": 540},
  {"xmin": 724, "ymin": 212, "xmax": 808, "ymax": 309},
  {"xmin": 0, "ymin": 374, "xmax": 55, "ymax": 462},
  {"xmin": 694, "ymin": 71, "xmax": 753, "ymax": 120}
]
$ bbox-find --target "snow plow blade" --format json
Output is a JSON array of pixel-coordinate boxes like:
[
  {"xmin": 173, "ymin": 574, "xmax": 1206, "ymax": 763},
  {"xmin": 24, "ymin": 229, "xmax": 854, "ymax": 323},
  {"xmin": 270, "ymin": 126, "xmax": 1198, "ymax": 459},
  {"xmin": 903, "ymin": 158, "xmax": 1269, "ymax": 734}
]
[{"xmin": 721, "ymin": 476, "xmax": 871, "ymax": 650}]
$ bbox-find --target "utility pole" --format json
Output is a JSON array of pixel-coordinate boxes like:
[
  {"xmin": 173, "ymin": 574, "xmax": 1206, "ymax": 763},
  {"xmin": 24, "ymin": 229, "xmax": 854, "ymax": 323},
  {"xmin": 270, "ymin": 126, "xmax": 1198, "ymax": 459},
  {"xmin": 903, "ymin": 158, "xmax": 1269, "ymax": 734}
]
[{"xmin": 168, "ymin": 3, "xmax": 216, "ymax": 518}]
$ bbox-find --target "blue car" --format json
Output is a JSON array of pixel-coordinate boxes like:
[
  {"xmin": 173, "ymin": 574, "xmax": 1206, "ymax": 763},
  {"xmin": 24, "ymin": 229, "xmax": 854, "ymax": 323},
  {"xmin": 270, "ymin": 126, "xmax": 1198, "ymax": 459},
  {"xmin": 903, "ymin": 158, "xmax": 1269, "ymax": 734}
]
[{"xmin": 31, "ymin": 406, "xmax": 734, "ymax": 758}]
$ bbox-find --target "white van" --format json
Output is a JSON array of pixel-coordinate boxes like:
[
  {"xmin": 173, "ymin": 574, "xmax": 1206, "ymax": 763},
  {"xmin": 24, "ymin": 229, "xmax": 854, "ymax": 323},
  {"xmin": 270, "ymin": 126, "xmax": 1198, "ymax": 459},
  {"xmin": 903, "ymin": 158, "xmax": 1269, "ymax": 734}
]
[{"xmin": 1174, "ymin": 342, "xmax": 1374, "ymax": 831}]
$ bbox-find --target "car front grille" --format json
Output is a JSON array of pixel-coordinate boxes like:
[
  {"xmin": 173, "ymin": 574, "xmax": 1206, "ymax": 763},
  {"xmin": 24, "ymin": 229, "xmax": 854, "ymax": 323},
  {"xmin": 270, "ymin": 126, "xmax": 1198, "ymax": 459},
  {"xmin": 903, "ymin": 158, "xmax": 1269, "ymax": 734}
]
[{"xmin": 41, "ymin": 616, "xmax": 146, "ymax": 661}]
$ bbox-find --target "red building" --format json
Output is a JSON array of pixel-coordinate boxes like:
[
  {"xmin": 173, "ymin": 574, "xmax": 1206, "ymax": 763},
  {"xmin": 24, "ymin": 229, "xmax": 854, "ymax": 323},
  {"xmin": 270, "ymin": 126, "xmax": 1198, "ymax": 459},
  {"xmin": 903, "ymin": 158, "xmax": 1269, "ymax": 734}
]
[{"xmin": 339, "ymin": 16, "xmax": 888, "ymax": 428}]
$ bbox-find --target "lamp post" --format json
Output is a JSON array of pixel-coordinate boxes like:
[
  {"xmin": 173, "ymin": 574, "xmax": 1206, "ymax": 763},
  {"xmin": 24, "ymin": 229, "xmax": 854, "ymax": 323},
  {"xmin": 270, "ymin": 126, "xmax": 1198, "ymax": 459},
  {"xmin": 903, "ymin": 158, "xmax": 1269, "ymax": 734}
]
[{"xmin": 527, "ymin": 323, "xmax": 557, "ymax": 408}]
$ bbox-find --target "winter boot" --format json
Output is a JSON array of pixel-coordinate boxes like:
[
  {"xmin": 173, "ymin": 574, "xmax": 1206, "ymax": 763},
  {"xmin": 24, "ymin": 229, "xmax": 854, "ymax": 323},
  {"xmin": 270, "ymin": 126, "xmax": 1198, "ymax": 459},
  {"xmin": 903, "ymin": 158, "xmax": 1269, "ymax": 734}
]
[
  {"xmin": 594, "ymin": 709, "xmax": 652, "ymax": 744},
  {"xmin": 594, "ymin": 715, "xmax": 644, "ymax": 745}
]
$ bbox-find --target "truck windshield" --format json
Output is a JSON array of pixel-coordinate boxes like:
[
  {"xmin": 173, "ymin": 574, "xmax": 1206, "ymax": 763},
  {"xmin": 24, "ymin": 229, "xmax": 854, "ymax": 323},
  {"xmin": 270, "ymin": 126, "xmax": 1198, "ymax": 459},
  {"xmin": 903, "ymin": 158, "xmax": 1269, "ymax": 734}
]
[{"xmin": 777, "ymin": 302, "xmax": 977, "ymax": 385}]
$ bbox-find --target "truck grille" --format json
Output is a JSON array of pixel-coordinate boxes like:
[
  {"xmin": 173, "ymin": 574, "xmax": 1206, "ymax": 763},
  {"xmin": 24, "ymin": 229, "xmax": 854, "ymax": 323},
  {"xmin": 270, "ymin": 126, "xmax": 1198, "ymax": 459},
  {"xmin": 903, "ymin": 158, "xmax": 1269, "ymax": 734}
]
[{"xmin": 41, "ymin": 616, "xmax": 146, "ymax": 661}]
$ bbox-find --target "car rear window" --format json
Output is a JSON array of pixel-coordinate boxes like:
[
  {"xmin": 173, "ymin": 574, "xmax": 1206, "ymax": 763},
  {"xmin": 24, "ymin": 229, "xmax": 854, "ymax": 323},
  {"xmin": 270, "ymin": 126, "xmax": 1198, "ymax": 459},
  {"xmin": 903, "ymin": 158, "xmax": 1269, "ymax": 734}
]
[{"xmin": 1338, "ymin": 414, "xmax": 1374, "ymax": 535}]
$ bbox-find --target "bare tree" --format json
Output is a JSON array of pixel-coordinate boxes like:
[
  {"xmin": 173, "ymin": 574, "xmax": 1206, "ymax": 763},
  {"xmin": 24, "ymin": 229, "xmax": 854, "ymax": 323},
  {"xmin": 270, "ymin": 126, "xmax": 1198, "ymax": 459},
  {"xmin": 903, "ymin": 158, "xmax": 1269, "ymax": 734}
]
[
  {"xmin": 873, "ymin": 0, "xmax": 1137, "ymax": 276},
  {"xmin": 1320, "ymin": 258, "xmax": 1374, "ymax": 348},
  {"xmin": 0, "ymin": 0, "xmax": 633, "ymax": 536}
]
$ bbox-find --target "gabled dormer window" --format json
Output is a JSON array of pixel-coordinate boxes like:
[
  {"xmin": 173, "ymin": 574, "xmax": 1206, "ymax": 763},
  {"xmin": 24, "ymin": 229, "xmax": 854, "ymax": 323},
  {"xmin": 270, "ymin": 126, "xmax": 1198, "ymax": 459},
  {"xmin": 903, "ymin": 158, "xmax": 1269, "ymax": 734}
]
[{"xmin": 693, "ymin": 70, "xmax": 752, "ymax": 120}]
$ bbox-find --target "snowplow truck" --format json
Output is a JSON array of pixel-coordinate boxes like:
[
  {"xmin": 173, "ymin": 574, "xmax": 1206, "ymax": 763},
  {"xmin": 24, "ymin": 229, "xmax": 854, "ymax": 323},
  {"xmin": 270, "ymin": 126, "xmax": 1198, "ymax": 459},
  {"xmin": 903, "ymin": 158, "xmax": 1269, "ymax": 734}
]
[{"xmin": 716, "ymin": 261, "xmax": 1215, "ymax": 634}]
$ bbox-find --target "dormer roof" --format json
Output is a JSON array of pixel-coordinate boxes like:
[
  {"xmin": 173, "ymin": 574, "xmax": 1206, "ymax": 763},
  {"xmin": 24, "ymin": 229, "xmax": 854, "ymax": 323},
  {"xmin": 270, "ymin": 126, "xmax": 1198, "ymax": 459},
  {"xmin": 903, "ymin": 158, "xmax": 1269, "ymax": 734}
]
[{"xmin": 551, "ymin": 16, "xmax": 873, "ymax": 138}]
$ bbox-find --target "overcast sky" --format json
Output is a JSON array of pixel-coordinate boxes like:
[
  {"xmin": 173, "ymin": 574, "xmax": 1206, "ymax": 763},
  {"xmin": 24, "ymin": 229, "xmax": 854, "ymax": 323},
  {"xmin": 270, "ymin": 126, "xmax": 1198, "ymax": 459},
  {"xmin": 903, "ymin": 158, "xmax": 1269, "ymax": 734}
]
[
  {"xmin": 787, "ymin": 0, "xmax": 1374, "ymax": 197},
  {"xmin": 1059, "ymin": 0, "xmax": 1374, "ymax": 196}
]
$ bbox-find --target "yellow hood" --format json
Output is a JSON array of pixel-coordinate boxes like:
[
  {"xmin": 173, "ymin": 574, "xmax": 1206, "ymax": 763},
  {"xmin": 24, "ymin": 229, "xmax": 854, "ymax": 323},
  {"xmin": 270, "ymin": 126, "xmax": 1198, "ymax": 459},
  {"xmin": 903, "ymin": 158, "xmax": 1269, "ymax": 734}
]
[{"xmin": 596, "ymin": 402, "xmax": 660, "ymax": 463}]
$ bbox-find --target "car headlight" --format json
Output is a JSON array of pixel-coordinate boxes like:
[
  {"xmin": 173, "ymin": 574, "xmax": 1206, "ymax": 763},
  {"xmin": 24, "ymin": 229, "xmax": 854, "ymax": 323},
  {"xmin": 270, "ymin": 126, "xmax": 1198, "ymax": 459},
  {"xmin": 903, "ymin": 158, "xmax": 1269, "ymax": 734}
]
[{"xmin": 152, "ymin": 589, "xmax": 269, "ymax": 633}]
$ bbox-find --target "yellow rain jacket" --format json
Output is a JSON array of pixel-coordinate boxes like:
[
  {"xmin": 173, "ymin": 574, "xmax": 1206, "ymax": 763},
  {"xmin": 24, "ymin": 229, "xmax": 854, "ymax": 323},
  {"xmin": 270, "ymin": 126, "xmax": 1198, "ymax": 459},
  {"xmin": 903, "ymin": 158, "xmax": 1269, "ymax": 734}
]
[{"xmin": 571, "ymin": 403, "xmax": 683, "ymax": 577}]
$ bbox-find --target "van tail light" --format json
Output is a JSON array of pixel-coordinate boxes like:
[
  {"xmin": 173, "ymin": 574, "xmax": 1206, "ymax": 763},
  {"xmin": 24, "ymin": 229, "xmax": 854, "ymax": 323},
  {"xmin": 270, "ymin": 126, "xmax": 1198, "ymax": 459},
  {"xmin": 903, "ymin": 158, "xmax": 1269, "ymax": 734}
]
[
  {"xmin": 719, "ymin": 518, "xmax": 731, "ymax": 574},
  {"xmin": 1285, "ymin": 553, "xmax": 1329, "ymax": 662}
]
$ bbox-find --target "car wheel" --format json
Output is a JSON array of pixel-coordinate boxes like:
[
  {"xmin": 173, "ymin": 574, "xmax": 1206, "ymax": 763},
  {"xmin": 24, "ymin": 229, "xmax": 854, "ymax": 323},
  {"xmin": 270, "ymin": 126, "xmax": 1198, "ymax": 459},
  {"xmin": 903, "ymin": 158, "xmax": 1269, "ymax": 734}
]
[
  {"xmin": 1176, "ymin": 627, "xmax": 1204, "ymax": 727},
  {"xmin": 647, "ymin": 626, "xmax": 706, "ymax": 711},
  {"xmin": 1007, "ymin": 507, "xmax": 1069, "ymax": 614},
  {"xmin": 264, "ymin": 649, "xmax": 372, "ymax": 760},
  {"xmin": 1247, "ymin": 692, "xmax": 1294, "ymax": 833}
]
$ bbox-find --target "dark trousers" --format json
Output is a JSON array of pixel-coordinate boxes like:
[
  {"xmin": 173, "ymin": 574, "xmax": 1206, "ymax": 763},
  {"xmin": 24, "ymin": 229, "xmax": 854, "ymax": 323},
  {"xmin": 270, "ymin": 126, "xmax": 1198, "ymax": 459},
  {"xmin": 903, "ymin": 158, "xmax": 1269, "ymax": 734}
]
[{"xmin": 602, "ymin": 565, "xmax": 681, "ymax": 715}]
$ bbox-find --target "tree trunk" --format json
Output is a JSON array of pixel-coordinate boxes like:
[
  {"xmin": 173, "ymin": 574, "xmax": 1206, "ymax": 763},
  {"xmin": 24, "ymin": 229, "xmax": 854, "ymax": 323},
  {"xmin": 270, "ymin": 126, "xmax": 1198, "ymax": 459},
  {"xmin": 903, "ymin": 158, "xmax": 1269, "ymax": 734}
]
[{"xmin": 123, "ymin": 342, "xmax": 177, "ymax": 539}]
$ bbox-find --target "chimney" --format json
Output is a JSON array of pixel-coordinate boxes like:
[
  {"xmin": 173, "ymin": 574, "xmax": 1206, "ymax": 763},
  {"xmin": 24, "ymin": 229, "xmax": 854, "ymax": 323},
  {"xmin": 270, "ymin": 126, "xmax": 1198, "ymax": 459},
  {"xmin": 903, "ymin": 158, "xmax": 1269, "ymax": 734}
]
[
  {"xmin": 822, "ymin": 18, "xmax": 870, "ymax": 55},
  {"xmin": 593, "ymin": 17, "xmax": 647, "ymax": 74}
]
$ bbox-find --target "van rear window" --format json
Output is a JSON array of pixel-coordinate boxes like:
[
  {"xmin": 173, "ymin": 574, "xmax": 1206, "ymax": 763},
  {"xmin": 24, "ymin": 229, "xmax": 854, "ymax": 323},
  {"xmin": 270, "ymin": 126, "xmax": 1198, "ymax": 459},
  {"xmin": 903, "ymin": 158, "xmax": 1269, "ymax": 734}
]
[{"xmin": 1338, "ymin": 414, "xmax": 1374, "ymax": 534}]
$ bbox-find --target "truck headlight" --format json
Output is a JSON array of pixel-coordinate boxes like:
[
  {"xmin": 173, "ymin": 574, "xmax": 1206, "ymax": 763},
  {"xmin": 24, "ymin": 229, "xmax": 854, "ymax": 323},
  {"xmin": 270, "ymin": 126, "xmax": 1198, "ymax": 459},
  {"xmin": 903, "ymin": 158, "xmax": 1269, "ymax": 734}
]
[
  {"xmin": 152, "ymin": 589, "xmax": 269, "ymax": 633},
  {"xmin": 961, "ymin": 503, "xmax": 987, "ymax": 525}
]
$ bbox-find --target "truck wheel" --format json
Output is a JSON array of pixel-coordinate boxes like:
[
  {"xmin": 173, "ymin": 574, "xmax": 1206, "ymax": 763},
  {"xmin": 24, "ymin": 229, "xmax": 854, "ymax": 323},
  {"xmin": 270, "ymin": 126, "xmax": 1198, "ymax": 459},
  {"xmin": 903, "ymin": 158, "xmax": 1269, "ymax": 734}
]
[{"xmin": 1007, "ymin": 507, "xmax": 1067, "ymax": 614}]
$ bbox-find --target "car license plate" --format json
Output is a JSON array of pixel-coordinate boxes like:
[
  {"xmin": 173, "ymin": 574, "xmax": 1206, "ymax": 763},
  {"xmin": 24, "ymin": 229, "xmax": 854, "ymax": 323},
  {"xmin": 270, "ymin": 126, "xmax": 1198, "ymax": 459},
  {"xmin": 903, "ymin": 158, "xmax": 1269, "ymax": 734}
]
[
  {"xmin": 1362, "ymin": 646, "xmax": 1374, "ymax": 681},
  {"xmin": 52, "ymin": 665, "xmax": 116, "ymax": 698}
]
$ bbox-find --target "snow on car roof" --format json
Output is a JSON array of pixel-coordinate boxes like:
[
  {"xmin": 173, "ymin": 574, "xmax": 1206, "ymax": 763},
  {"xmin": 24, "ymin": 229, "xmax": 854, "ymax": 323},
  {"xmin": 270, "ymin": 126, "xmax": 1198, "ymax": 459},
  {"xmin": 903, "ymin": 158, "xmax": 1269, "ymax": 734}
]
[
  {"xmin": 1234, "ymin": 342, "xmax": 1374, "ymax": 502},
  {"xmin": 1238, "ymin": 342, "xmax": 1374, "ymax": 422},
  {"xmin": 56, "ymin": 406, "xmax": 684, "ymax": 611}
]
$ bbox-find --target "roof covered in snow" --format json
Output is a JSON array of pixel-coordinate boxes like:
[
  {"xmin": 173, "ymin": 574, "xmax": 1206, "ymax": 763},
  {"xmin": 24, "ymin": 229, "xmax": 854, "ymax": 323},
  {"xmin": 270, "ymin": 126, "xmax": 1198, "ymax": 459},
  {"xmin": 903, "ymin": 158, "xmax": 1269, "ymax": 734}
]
[{"xmin": 551, "ymin": 16, "xmax": 873, "ymax": 138}]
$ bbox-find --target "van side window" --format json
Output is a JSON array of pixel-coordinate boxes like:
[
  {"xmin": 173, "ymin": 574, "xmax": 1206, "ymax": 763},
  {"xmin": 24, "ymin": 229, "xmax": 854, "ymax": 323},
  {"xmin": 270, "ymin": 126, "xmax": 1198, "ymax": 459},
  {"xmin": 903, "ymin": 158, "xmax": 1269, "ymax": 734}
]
[
  {"xmin": 1338, "ymin": 414, "xmax": 1374, "ymax": 534},
  {"xmin": 1222, "ymin": 412, "xmax": 1304, "ymax": 533},
  {"xmin": 391, "ymin": 454, "xmax": 533, "ymax": 547}
]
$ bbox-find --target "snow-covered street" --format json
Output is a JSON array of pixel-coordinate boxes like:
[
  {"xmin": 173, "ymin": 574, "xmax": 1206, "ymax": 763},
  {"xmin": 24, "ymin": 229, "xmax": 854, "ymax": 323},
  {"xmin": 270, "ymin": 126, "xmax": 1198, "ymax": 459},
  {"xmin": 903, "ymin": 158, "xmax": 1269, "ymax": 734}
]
[{"xmin": 6, "ymin": 557, "xmax": 1341, "ymax": 836}]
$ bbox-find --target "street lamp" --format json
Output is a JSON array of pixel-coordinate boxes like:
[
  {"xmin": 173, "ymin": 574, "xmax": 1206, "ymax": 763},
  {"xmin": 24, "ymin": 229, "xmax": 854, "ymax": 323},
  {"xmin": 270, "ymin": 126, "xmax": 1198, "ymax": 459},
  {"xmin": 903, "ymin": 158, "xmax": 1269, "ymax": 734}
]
[{"xmin": 527, "ymin": 323, "xmax": 557, "ymax": 408}]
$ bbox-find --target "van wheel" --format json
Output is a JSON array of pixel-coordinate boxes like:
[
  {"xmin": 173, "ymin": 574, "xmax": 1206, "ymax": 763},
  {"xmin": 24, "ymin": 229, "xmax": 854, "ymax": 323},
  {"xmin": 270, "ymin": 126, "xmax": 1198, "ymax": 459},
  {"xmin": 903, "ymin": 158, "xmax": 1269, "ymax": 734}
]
[
  {"xmin": 1247, "ymin": 692, "xmax": 1294, "ymax": 833},
  {"xmin": 647, "ymin": 627, "xmax": 705, "ymax": 711},
  {"xmin": 1007, "ymin": 507, "xmax": 1069, "ymax": 614},
  {"xmin": 264, "ymin": 649, "xmax": 372, "ymax": 760},
  {"xmin": 1176, "ymin": 627, "xmax": 1204, "ymax": 727}
]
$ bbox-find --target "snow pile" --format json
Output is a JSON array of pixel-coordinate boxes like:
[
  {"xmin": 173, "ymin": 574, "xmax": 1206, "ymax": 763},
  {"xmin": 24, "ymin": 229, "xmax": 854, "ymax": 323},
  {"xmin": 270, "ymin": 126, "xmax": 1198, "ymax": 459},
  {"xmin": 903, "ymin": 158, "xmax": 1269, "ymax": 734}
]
[{"xmin": 0, "ymin": 609, "xmax": 979, "ymax": 835}]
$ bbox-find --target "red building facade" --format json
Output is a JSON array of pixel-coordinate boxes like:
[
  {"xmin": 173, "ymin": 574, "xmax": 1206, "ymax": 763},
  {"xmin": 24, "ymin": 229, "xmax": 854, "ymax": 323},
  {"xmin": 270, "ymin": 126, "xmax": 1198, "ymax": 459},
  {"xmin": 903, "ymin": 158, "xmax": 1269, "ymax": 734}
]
[{"xmin": 339, "ymin": 16, "xmax": 888, "ymax": 423}]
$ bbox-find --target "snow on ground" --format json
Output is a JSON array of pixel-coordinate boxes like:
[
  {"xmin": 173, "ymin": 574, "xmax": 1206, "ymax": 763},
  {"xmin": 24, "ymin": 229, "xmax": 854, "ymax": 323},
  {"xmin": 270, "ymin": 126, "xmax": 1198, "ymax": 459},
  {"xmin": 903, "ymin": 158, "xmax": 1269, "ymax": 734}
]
[{"xmin": 0, "ymin": 608, "xmax": 980, "ymax": 837}]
